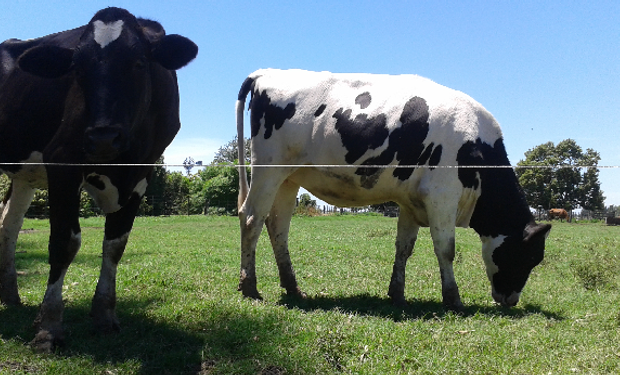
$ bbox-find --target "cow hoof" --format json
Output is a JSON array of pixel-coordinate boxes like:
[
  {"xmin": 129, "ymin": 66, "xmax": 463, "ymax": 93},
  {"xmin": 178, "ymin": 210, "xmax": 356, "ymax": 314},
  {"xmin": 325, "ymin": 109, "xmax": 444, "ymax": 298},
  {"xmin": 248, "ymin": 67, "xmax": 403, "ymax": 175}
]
[
  {"xmin": 92, "ymin": 313, "xmax": 121, "ymax": 334},
  {"xmin": 240, "ymin": 288, "xmax": 263, "ymax": 300},
  {"xmin": 238, "ymin": 282, "xmax": 263, "ymax": 300},
  {"xmin": 443, "ymin": 301, "xmax": 465, "ymax": 313},
  {"xmin": 0, "ymin": 282, "xmax": 22, "ymax": 306},
  {"xmin": 286, "ymin": 289, "xmax": 307, "ymax": 299},
  {"xmin": 30, "ymin": 329, "xmax": 64, "ymax": 354},
  {"xmin": 0, "ymin": 295, "xmax": 21, "ymax": 306},
  {"xmin": 390, "ymin": 296, "xmax": 408, "ymax": 308}
]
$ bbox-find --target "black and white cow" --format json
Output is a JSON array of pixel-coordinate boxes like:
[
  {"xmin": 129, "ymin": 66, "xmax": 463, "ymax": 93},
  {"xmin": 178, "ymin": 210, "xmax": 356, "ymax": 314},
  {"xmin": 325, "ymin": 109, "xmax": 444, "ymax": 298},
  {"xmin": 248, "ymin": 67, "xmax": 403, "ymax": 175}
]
[
  {"xmin": 236, "ymin": 69, "xmax": 551, "ymax": 311},
  {"xmin": 0, "ymin": 7, "xmax": 197, "ymax": 350}
]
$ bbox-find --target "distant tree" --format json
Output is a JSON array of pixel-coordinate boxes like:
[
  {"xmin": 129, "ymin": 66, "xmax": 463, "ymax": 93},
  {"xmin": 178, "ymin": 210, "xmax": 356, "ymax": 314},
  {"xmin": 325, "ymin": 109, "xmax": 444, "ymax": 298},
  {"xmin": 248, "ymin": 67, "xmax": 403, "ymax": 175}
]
[
  {"xmin": 298, "ymin": 193, "xmax": 316, "ymax": 208},
  {"xmin": 163, "ymin": 171, "xmax": 190, "ymax": 215},
  {"xmin": 295, "ymin": 192, "xmax": 320, "ymax": 216},
  {"xmin": 190, "ymin": 165, "xmax": 242, "ymax": 215},
  {"xmin": 212, "ymin": 136, "xmax": 251, "ymax": 165},
  {"xmin": 516, "ymin": 139, "xmax": 605, "ymax": 210},
  {"xmin": 183, "ymin": 156, "xmax": 195, "ymax": 176},
  {"xmin": 141, "ymin": 156, "xmax": 168, "ymax": 215}
]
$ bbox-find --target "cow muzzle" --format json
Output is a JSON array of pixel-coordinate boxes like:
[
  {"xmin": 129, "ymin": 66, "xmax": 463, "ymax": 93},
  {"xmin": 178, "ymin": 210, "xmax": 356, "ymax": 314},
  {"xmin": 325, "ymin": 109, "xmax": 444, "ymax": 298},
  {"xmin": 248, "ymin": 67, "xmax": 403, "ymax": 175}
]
[
  {"xmin": 492, "ymin": 289, "xmax": 521, "ymax": 307},
  {"xmin": 84, "ymin": 125, "xmax": 127, "ymax": 162}
]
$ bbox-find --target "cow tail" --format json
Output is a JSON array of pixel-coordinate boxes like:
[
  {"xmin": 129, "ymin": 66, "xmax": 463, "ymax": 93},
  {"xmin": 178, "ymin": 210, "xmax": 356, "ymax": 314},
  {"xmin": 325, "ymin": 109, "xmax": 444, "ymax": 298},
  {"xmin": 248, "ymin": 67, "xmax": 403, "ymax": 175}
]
[{"xmin": 236, "ymin": 76, "xmax": 254, "ymax": 210}]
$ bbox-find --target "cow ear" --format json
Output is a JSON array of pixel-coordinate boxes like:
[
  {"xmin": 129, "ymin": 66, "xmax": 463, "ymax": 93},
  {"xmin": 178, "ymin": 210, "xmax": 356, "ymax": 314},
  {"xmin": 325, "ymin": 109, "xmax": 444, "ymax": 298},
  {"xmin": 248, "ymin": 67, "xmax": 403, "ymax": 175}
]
[
  {"xmin": 18, "ymin": 45, "xmax": 73, "ymax": 79},
  {"xmin": 152, "ymin": 34, "xmax": 198, "ymax": 71},
  {"xmin": 524, "ymin": 223, "xmax": 552, "ymax": 243}
]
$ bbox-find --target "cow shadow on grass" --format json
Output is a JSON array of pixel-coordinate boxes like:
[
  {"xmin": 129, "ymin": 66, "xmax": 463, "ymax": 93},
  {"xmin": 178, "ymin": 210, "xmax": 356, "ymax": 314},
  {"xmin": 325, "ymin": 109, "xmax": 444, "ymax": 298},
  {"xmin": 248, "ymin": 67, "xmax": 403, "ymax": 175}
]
[
  {"xmin": 278, "ymin": 293, "xmax": 564, "ymax": 322},
  {"xmin": 0, "ymin": 298, "xmax": 296, "ymax": 375}
]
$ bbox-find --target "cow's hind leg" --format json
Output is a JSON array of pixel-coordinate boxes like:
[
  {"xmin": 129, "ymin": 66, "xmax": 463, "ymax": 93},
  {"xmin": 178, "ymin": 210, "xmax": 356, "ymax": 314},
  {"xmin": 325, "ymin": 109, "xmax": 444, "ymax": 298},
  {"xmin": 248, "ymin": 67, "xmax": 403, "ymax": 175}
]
[
  {"xmin": 238, "ymin": 168, "xmax": 293, "ymax": 300},
  {"xmin": 388, "ymin": 206, "xmax": 420, "ymax": 306},
  {"xmin": 265, "ymin": 180, "xmax": 305, "ymax": 298},
  {"xmin": 0, "ymin": 180, "xmax": 35, "ymax": 305},
  {"xmin": 91, "ymin": 193, "xmax": 140, "ymax": 333}
]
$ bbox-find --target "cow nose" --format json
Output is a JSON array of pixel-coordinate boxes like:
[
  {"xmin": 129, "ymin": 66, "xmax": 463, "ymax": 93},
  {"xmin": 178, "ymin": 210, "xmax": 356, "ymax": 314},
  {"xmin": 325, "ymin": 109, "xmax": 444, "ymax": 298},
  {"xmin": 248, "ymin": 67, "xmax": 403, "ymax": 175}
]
[
  {"xmin": 492, "ymin": 290, "xmax": 520, "ymax": 307},
  {"xmin": 84, "ymin": 125, "xmax": 126, "ymax": 162}
]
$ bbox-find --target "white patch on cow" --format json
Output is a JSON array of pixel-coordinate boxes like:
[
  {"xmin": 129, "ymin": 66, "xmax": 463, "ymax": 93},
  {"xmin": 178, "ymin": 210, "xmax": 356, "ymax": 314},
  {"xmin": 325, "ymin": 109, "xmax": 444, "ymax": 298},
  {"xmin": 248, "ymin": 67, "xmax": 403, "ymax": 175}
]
[
  {"xmin": 41, "ymin": 267, "xmax": 68, "ymax": 309},
  {"xmin": 82, "ymin": 173, "xmax": 121, "ymax": 213},
  {"xmin": 96, "ymin": 232, "xmax": 129, "ymax": 298},
  {"xmin": 133, "ymin": 178, "xmax": 148, "ymax": 197},
  {"xmin": 0, "ymin": 179, "xmax": 36, "ymax": 273},
  {"xmin": 0, "ymin": 152, "xmax": 48, "ymax": 189},
  {"xmin": 480, "ymin": 234, "xmax": 505, "ymax": 280},
  {"xmin": 93, "ymin": 20, "xmax": 124, "ymax": 48}
]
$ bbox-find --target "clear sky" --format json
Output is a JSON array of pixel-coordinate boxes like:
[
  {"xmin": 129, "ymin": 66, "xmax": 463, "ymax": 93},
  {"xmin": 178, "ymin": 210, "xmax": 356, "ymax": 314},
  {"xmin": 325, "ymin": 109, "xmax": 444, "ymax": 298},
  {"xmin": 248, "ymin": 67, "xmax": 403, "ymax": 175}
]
[{"xmin": 2, "ymin": 1, "xmax": 619, "ymax": 205}]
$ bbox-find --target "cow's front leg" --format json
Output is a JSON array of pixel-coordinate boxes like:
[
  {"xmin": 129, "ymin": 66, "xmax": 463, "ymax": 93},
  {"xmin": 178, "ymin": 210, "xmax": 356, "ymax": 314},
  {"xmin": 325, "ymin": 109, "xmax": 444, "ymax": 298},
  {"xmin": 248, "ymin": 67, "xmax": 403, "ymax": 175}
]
[
  {"xmin": 265, "ymin": 180, "xmax": 305, "ymax": 298},
  {"xmin": 91, "ymin": 193, "xmax": 140, "ymax": 333},
  {"xmin": 388, "ymin": 207, "xmax": 420, "ymax": 306},
  {"xmin": 430, "ymin": 226, "xmax": 463, "ymax": 311},
  {"xmin": 0, "ymin": 180, "xmax": 35, "ymax": 305},
  {"xmin": 32, "ymin": 171, "xmax": 82, "ymax": 352}
]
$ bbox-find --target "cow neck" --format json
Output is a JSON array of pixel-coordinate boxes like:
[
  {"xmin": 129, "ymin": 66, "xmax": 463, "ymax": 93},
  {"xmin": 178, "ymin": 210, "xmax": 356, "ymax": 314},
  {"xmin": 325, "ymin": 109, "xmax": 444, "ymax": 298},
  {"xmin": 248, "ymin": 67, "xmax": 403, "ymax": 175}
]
[{"xmin": 469, "ymin": 167, "xmax": 534, "ymax": 238}]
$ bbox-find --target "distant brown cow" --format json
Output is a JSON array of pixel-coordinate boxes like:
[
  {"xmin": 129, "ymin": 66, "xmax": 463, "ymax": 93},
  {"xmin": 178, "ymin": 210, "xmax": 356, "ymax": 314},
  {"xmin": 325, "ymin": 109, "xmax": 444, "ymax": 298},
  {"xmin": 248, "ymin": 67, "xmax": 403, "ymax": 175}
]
[{"xmin": 549, "ymin": 208, "xmax": 569, "ymax": 221}]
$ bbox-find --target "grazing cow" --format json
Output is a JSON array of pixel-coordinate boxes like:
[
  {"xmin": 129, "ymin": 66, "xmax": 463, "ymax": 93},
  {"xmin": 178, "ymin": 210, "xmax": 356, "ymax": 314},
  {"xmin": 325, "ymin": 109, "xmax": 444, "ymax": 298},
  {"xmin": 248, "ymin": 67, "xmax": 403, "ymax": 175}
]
[
  {"xmin": 236, "ymin": 69, "xmax": 551, "ymax": 311},
  {"xmin": 548, "ymin": 208, "xmax": 569, "ymax": 222},
  {"xmin": 0, "ymin": 7, "xmax": 197, "ymax": 350}
]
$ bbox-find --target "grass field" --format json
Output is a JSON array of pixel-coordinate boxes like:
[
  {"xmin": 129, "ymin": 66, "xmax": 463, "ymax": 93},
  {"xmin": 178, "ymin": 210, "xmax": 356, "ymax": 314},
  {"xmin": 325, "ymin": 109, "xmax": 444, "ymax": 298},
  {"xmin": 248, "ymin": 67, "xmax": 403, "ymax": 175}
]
[{"xmin": 1, "ymin": 215, "xmax": 619, "ymax": 374}]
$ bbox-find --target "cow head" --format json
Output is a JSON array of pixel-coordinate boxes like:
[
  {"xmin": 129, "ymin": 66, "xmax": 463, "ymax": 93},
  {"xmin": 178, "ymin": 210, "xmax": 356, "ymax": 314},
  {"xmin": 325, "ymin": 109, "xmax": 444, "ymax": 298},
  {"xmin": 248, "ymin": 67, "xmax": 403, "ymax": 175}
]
[
  {"xmin": 481, "ymin": 222, "xmax": 551, "ymax": 307},
  {"xmin": 16, "ymin": 7, "xmax": 198, "ymax": 162}
]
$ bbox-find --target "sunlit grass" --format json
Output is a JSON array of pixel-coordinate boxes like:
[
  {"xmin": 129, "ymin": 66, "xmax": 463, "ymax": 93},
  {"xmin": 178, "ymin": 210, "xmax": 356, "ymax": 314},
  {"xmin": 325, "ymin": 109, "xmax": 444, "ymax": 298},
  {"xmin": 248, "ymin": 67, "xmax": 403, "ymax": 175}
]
[{"xmin": 1, "ymin": 216, "xmax": 620, "ymax": 374}]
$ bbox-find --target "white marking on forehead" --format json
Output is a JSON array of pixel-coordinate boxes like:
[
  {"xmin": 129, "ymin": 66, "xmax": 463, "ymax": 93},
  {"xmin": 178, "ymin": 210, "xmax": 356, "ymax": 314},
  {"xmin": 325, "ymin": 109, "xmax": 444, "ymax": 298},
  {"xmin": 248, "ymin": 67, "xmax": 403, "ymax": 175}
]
[{"xmin": 93, "ymin": 20, "xmax": 124, "ymax": 48}]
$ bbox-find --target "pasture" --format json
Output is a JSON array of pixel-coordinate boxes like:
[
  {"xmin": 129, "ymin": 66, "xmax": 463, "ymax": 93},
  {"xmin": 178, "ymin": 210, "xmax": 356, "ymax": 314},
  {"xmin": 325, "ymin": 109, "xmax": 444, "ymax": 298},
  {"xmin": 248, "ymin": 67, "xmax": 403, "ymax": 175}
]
[{"xmin": 1, "ymin": 215, "xmax": 619, "ymax": 374}]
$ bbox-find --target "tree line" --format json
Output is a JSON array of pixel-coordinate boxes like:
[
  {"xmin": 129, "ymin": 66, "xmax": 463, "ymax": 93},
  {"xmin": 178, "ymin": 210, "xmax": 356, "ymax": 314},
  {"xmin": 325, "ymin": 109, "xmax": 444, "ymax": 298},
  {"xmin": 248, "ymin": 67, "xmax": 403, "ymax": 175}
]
[
  {"xmin": 0, "ymin": 137, "xmax": 613, "ymax": 219},
  {"xmin": 516, "ymin": 138, "xmax": 605, "ymax": 211}
]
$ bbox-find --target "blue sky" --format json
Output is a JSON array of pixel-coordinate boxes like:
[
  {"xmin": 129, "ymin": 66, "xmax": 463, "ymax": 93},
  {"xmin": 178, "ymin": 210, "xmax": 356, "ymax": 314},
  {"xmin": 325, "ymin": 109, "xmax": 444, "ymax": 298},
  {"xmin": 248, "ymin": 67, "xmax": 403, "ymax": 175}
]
[{"xmin": 2, "ymin": 1, "xmax": 619, "ymax": 205}]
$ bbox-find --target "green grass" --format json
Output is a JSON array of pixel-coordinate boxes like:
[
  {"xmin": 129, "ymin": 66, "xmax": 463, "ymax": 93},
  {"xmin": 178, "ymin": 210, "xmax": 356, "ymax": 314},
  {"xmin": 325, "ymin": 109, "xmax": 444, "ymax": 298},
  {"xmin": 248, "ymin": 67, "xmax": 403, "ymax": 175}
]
[{"xmin": 2, "ymin": 216, "xmax": 620, "ymax": 374}]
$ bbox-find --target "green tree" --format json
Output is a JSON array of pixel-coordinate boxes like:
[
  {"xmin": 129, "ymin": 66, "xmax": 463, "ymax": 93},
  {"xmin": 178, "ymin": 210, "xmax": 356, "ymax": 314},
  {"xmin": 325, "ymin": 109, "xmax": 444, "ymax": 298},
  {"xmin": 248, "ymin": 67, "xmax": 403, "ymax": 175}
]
[
  {"xmin": 162, "ymin": 171, "xmax": 190, "ymax": 215},
  {"xmin": 516, "ymin": 139, "xmax": 605, "ymax": 210},
  {"xmin": 141, "ymin": 156, "xmax": 168, "ymax": 215},
  {"xmin": 298, "ymin": 193, "xmax": 316, "ymax": 208},
  {"xmin": 190, "ymin": 165, "xmax": 241, "ymax": 215},
  {"xmin": 212, "ymin": 136, "xmax": 251, "ymax": 165}
]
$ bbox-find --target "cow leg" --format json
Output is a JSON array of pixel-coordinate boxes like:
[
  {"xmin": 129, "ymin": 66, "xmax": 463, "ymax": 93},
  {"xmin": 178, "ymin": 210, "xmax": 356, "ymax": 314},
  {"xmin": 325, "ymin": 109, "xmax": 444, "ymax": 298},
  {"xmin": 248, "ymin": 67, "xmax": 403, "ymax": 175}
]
[
  {"xmin": 91, "ymin": 193, "xmax": 140, "ymax": 333},
  {"xmin": 388, "ymin": 207, "xmax": 420, "ymax": 306},
  {"xmin": 238, "ymin": 168, "xmax": 292, "ymax": 299},
  {"xmin": 0, "ymin": 180, "xmax": 35, "ymax": 305},
  {"xmin": 32, "ymin": 171, "xmax": 82, "ymax": 352},
  {"xmin": 265, "ymin": 180, "xmax": 305, "ymax": 297},
  {"xmin": 429, "ymin": 223, "xmax": 463, "ymax": 311}
]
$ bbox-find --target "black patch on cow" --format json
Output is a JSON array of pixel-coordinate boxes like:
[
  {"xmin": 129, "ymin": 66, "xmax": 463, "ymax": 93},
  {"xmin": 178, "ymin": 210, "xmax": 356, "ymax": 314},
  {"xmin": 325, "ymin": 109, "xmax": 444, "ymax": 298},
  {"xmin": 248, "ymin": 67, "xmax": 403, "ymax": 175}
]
[
  {"xmin": 333, "ymin": 108, "xmax": 389, "ymax": 164},
  {"xmin": 429, "ymin": 144, "xmax": 443, "ymax": 168},
  {"xmin": 250, "ymin": 90, "xmax": 296, "ymax": 139},
  {"xmin": 489, "ymin": 222, "xmax": 548, "ymax": 298},
  {"xmin": 491, "ymin": 236, "xmax": 533, "ymax": 295},
  {"xmin": 238, "ymin": 77, "xmax": 255, "ymax": 101},
  {"xmin": 314, "ymin": 104, "xmax": 327, "ymax": 117},
  {"xmin": 86, "ymin": 175, "xmax": 106, "ymax": 190},
  {"xmin": 346, "ymin": 96, "xmax": 438, "ymax": 187},
  {"xmin": 355, "ymin": 92, "xmax": 372, "ymax": 109},
  {"xmin": 457, "ymin": 138, "xmax": 533, "ymax": 237}
]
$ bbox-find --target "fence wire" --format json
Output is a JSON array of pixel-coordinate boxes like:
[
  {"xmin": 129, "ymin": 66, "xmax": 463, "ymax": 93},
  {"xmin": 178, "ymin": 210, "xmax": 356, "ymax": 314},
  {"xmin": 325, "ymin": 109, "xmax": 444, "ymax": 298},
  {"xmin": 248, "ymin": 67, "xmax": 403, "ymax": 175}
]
[{"xmin": 0, "ymin": 162, "xmax": 617, "ymax": 169}]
